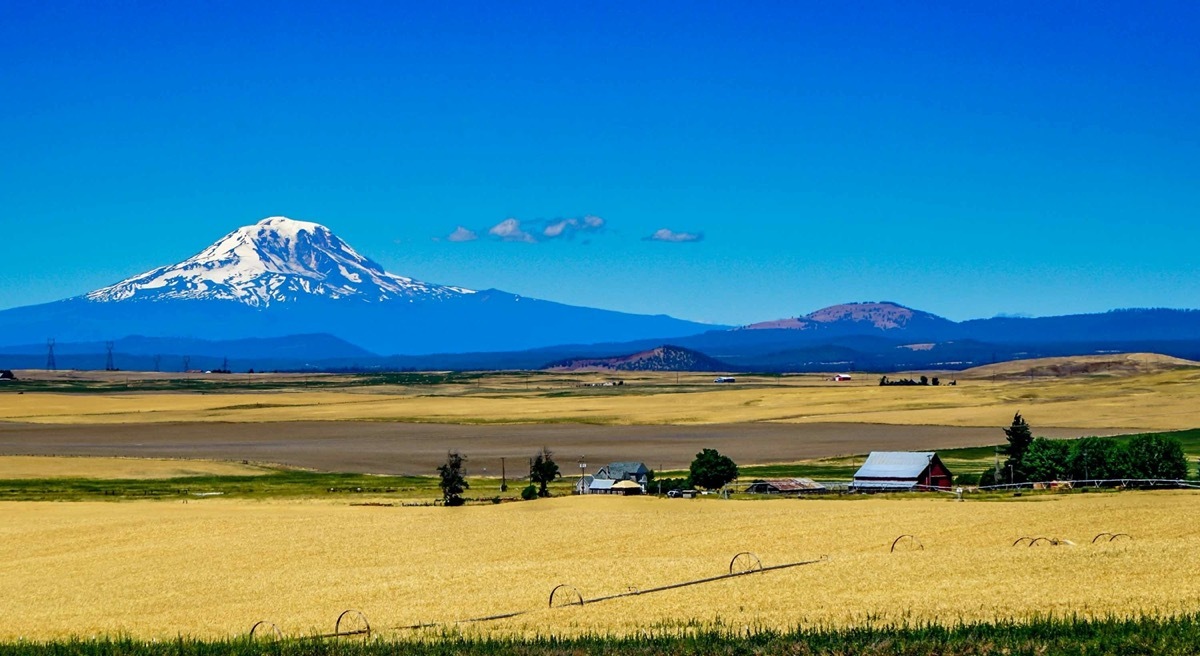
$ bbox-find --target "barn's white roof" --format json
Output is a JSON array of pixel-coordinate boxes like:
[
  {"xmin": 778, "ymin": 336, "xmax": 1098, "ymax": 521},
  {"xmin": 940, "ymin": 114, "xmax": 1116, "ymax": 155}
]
[{"xmin": 853, "ymin": 451, "xmax": 936, "ymax": 480}]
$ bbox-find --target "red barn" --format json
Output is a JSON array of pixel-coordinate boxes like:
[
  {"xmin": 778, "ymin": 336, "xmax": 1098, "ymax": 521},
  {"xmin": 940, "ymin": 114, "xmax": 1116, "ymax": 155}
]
[{"xmin": 852, "ymin": 451, "xmax": 953, "ymax": 492}]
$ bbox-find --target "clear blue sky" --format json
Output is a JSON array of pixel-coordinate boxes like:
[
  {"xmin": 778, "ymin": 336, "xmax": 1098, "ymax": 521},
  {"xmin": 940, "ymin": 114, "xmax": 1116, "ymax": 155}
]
[{"xmin": 2, "ymin": 1, "xmax": 1198, "ymax": 324}]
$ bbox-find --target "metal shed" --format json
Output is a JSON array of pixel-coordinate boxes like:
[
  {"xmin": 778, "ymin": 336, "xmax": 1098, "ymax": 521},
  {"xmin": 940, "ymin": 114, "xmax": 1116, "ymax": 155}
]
[{"xmin": 744, "ymin": 478, "xmax": 828, "ymax": 495}]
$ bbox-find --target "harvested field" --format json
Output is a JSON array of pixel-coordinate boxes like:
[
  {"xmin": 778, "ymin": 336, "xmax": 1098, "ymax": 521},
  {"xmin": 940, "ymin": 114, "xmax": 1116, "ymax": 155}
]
[
  {"xmin": 1, "ymin": 493, "xmax": 1197, "ymax": 640},
  {"xmin": 0, "ymin": 421, "xmax": 1114, "ymax": 474},
  {"xmin": 0, "ymin": 456, "xmax": 269, "ymax": 480},
  {"xmin": 2, "ymin": 367, "xmax": 1198, "ymax": 430}
]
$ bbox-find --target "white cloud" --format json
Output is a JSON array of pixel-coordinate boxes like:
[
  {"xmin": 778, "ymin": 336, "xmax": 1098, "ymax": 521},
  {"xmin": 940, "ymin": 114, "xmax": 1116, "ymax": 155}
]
[
  {"xmin": 543, "ymin": 215, "xmax": 605, "ymax": 239},
  {"xmin": 444, "ymin": 215, "xmax": 606, "ymax": 243},
  {"xmin": 543, "ymin": 219, "xmax": 574, "ymax": 238},
  {"xmin": 488, "ymin": 218, "xmax": 536, "ymax": 243},
  {"xmin": 646, "ymin": 228, "xmax": 704, "ymax": 243},
  {"xmin": 447, "ymin": 226, "xmax": 478, "ymax": 242}
]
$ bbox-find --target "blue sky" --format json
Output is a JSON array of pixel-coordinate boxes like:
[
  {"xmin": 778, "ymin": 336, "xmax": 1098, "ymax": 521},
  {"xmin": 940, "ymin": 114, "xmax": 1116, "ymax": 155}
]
[{"xmin": 2, "ymin": 1, "xmax": 1198, "ymax": 324}]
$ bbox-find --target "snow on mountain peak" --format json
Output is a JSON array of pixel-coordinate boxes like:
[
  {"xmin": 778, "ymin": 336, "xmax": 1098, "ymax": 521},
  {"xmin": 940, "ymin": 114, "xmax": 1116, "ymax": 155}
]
[{"xmin": 86, "ymin": 216, "xmax": 474, "ymax": 307}]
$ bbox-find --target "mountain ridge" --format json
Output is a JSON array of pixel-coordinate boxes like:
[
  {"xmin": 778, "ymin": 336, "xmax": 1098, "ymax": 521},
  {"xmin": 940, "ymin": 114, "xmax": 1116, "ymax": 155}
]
[{"xmin": 0, "ymin": 216, "xmax": 720, "ymax": 355}]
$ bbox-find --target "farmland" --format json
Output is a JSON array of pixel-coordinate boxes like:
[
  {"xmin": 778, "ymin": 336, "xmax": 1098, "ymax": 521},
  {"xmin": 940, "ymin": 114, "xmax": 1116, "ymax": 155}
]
[
  {"xmin": 2, "ymin": 493, "xmax": 1198, "ymax": 641},
  {"xmin": 0, "ymin": 456, "xmax": 269, "ymax": 480},
  {"xmin": 1, "ymin": 364, "xmax": 1197, "ymax": 431},
  {"xmin": 1, "ymin": 359, "xmax": 1198, "ymax": 652}
]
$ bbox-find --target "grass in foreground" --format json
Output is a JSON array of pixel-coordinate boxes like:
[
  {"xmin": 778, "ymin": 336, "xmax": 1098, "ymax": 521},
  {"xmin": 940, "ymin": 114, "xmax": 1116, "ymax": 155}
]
[{"xmin": 2, "ymin": 616, "xmax": 1199, "ymax": 655}]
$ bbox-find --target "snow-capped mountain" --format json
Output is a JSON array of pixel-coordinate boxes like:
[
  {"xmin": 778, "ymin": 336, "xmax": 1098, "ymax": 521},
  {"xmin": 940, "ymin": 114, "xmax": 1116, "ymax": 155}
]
[
  {"xmin": 87, "ymin": 217, "xmax": 472, "ymax": 306},
  {"xmin": 0, "ymin": 216, "xmax": 719, "ymax": 356}
]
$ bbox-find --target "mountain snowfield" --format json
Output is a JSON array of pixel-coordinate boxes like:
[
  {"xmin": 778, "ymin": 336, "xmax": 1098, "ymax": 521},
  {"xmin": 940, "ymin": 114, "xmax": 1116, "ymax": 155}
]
[{"xmin": 86, "ymin": 217, "xmax": 473, "ymax": 306}]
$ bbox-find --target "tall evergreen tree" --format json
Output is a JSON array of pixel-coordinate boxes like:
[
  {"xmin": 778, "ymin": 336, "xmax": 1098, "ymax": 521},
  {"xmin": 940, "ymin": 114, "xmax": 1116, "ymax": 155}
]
[
  {"xmin": 437, "ymin": 451, "xmax": 469, "ymax": 507},
  {"xmin": 529, "ymin": 447, "xmax": 560, "ymax": 498},
  {"xmin": 1001, "ymin": 412, "xmax": 1034, "ymax": 483}
]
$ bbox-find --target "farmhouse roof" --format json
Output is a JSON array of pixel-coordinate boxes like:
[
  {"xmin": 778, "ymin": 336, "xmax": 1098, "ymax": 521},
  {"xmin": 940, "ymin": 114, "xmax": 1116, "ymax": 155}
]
[
  {"xmin": 611, "ymin": 480, "xmax": 642, "ymax": 489},
  {"xmin": 854, "ymin": 452, "xmax": 937, "ymax": 480},
  {"xmin": 588, "ymin": 479, "xmax": 615, "ymax": 491},
  {"xmin": 601, "ymin": 462, "xmax": 650, "ymax": 480}
]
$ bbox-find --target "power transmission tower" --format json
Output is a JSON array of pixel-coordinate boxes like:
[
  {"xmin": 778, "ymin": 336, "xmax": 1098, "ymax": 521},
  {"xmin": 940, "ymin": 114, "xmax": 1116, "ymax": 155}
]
[
  {"xmin": 104, "ymin": 342, "xmax": 116, "ymax": 371},
  {"xmin": 183, "ymin": 356, "xmax": 191, "ymax": 372},
  {"xmin": 46, "ymin": 338, "xmax": 57, "ymax": 371},
  {"xmin": 153, "ymin": 355, "xmax": 161, "ymax": 372}
]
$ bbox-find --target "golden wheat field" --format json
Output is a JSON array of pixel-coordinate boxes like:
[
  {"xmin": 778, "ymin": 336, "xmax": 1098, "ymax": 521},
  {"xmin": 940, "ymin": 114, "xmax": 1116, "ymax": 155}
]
[
  {"xmin": 1, "ymin": 493, "xmax": 1198, "ymax": 640},
  {"xmin": 2, "ymin": 367, "xmax": 1199, "ymax": 429},
  {"xmin": 0, "ymin": 456, "xmax": 269, "ymax": 480}
]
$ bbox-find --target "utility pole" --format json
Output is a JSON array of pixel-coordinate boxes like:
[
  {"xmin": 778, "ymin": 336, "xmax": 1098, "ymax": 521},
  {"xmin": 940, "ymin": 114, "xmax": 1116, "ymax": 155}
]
[
  {"xmin": 500, "ymin": 457, "xmax": 507, "ymax": 492},
  {"xmin": 46, "ymin": 338, "xmax": 56, "ymax": 371}
]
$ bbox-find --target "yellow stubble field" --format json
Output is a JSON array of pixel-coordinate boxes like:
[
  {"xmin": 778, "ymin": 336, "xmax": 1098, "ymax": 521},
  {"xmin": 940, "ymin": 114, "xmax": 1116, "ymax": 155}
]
[
  {"xmin": 1, "ymin": 492, "xmax": 1198, "ymax": 640},
  {"xmin": 1, "ymin": 367, "xmax": 1199, "ymax": 429},
  {"xmin": 0, "ymin": 456, "xmax": 270, "ymax": 479}
]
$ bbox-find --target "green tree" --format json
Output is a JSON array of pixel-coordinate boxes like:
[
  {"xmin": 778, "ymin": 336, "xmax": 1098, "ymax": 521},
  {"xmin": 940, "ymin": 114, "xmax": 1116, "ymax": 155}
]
[
  {"xmin": 1023, "ymin": 437, "xmax": 1071, "ymax": 482},
  {"xmin": 529, "ymin": 447, "xmax": 560, "ymax": 498},
  {"xmin": 437, "ymin": 451, "xmax": 469, "ymax": 507},
  {"xmin": 689, "ymin": 448, "xmax": 739, "ymax": 490},
  {"xmin": 1001, "ymin": 412, "xmax": 1035, "ymax": 482},
  {"xmin": 1067, "ymin": 437, "xmax": 1131, "ymax": 481},
  {"xmin": 1126, "ymin": 433, "xmax": 1188, "ymax": 480}
]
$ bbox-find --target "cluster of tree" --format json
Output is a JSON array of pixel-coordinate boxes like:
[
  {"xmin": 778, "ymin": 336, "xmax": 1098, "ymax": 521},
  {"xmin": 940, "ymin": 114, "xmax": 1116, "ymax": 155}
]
[
  {"xmin": 879, "ymin": 375, "xmax": 952, "ymax": 387},
  {"xmin": 982, "ymin": 413, "xmax": 1190, "ymax": 485},
  {"xmin": 652, "ymin": 477, "xmax": 692, "ymax": 494},
  {"xmin": 437, "ymin": 447, "xmax": 562, "ymax": 506}
]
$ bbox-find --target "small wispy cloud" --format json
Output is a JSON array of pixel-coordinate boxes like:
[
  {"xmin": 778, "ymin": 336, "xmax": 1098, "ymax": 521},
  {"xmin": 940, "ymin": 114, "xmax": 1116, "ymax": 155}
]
[
  {"xmin": 542, "ymin": 215, "xmax": 605, "ymax": 239},
  {"xmin": 447, "ymin": 215, "xmax": 606, "ymax": 244},
  {"xmin": 488, "ymin": 218, "xmax": 537, "ymax": 243},
  {"xmin": 446, "ymin": 226, "xmax": 478, "ymax": 242},
  {"xmin": 646, "ymin": 228, "xmax": 704, "ymax": 243}
]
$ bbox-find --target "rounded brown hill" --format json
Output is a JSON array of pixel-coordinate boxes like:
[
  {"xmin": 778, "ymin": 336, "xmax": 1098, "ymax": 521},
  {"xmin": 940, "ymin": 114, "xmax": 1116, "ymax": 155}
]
[
  {"xmin": 960, "ymin": 352, "xmax": 1200, "ymax": 379},
  {"xmin": 744, "ymin": 301, "xmax": 954, "ymax": 331},
  {"xmin": 544, "ymin": 345, "xmax": 731, "ymax": 372}
]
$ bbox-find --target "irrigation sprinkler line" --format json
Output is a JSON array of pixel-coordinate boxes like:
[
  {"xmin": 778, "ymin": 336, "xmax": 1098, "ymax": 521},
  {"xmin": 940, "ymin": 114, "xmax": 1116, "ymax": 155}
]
[
  {"xmin": 582, "ymin": 556, "xmax": 827, "ymax": 604},
  {"xmin": 978, "ymin": 478, "xmax": 1200, "ymax": 491},
  {"xmin": 389, "ymin": 555, "xmax": 828, "ymax": 632}
]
